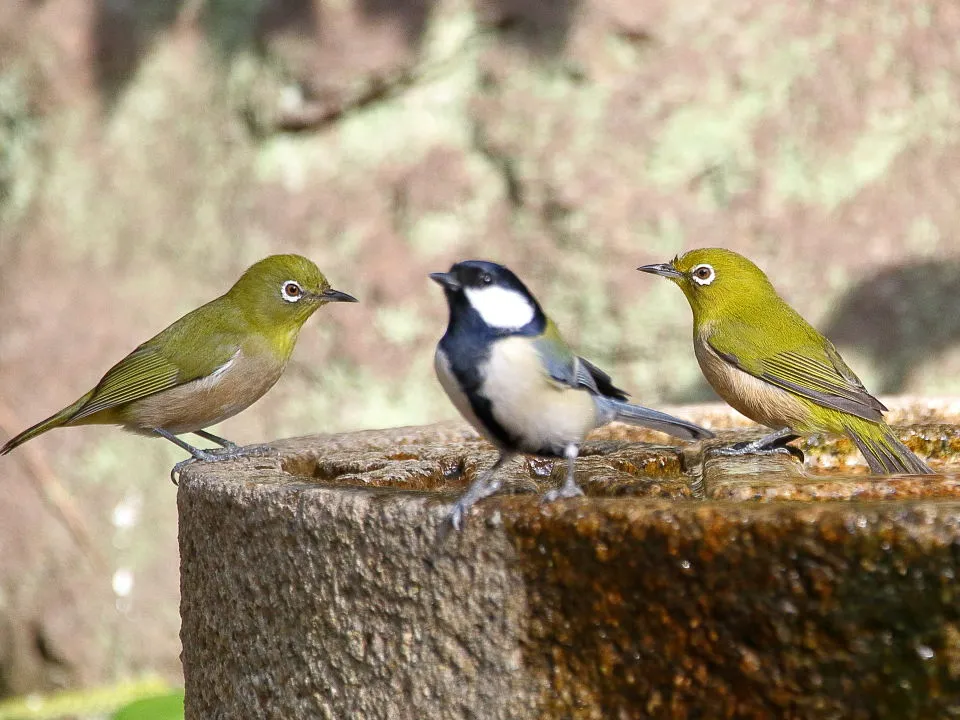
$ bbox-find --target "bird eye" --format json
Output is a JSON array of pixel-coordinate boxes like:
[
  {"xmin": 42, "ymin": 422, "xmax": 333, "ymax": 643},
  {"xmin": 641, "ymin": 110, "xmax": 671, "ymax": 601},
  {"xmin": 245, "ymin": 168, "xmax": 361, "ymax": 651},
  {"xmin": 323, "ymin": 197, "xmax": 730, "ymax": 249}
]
[
  {"xmin": 691, "ymin": 264, "xmax": 716, "ymax": 286},
  {"xmin": 281, "ymin": 281, "xmax": 303, "ymax": 302},
  {"xmin": 480, "ymin": 273, "xmax": 493, "ymax": 285}
]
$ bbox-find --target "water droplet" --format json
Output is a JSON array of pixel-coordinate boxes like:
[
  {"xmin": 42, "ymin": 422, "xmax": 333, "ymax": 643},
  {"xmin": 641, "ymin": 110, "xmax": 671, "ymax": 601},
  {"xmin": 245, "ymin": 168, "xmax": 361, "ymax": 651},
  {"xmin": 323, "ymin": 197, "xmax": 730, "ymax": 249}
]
[
  {"xmin": 680, "ymin": 560, "xmax": 691, "ymax": 570},
  {"xmin": 917, "ymin": 645, "xmax": 935, "ymax": 660},
  {"xmin": 780, "ymin": 600, "xmax": 798, "ymax": 615}
]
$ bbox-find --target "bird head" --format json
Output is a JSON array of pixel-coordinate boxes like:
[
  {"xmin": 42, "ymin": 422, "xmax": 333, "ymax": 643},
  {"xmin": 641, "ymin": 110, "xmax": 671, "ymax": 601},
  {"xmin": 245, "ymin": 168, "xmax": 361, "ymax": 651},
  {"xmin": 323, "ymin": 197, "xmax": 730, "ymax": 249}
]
[
  {"xmin": 638, "ymin": 248, "xmax": 778, "ymax": 323},
  {"xmin": 430, "ymin": 260, "xmax": 544, "ymax": 334},
  {"xmin": 228, "ymin": 254, "xmax": 357, "ymax": 330}
]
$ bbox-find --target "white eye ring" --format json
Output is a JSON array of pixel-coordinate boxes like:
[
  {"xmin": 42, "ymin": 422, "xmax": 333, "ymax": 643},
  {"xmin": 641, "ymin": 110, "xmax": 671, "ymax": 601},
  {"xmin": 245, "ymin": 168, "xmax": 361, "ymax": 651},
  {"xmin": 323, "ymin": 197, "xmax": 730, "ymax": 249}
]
[
  {"xmin": 691, "ymin": 264, "xmax": 716, "ymax": 286},
  {"xmin": 281, "ymin": 280, "xmax": 304, "ymax": 303}
]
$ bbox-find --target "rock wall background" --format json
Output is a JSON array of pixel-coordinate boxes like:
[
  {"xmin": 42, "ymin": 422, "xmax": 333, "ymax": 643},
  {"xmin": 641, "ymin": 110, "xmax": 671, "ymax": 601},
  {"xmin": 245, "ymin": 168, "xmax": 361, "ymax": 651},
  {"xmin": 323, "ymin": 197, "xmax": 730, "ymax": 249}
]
[{"xmin": 1, "ymin": 0, "xmax": 959, "ymax": 698}]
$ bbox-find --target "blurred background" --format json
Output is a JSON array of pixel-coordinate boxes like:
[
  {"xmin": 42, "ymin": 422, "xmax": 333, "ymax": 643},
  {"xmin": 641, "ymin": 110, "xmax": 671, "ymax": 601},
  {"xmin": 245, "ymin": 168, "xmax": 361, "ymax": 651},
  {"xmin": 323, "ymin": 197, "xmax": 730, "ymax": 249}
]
[{"xmin": 1, "ymin": 0, "xmax": 960, "ymax": 713}]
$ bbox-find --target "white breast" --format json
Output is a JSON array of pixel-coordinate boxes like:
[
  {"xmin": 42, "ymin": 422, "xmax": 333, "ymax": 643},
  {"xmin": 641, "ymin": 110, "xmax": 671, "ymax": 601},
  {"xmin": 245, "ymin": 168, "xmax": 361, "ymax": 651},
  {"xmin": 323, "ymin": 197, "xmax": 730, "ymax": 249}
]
[{"xmin": 481, "ymin": 337, "xmax": 598, "ymax": 454}]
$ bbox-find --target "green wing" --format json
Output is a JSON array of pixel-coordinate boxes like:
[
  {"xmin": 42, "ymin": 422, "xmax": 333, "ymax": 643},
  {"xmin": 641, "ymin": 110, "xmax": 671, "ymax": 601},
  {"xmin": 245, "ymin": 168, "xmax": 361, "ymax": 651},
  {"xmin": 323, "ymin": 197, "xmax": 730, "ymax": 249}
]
[
  {"xmin": 69, "ymin": 345, "xmax": 187, "ymax": 421},
  {"xmin": 532, "ymin": 320, "xmax": 629, "ymax": 400},
  {"xmin": 707, "ymin": 322, "xmax": 885, "ymax": 422},
  {"xmin": 69, "ymin": 302, "xmax": 246, "ymax": 422}
]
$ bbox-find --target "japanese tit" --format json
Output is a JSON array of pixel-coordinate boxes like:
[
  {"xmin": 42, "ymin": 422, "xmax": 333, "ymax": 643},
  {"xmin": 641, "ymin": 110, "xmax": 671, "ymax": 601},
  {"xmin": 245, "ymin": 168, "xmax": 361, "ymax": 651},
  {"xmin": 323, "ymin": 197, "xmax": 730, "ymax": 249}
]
[{"xmin": 430, "ymin": 260, "xmax": 713, "ymax": 529}]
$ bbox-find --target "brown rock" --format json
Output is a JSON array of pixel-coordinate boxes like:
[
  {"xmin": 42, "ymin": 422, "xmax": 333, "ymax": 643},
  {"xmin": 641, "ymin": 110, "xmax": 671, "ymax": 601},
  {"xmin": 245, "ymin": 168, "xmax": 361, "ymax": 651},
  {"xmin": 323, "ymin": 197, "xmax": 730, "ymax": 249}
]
[{"xmin": 179, "ymin": 416, "xmax": 960, "ymax": 718}]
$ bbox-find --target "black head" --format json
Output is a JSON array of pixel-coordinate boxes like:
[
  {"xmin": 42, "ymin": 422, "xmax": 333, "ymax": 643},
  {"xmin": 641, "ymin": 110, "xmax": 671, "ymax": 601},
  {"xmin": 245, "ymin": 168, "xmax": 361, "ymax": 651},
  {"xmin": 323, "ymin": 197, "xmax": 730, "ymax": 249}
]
[{"xmin": 430, "ymin": 260, "xmax": 544, "ymax": 334}]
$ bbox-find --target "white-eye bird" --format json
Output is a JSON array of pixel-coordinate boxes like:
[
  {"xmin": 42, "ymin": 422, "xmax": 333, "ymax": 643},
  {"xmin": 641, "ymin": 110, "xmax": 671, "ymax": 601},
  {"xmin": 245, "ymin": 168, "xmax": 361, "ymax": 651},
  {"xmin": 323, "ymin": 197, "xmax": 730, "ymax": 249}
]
[
  {"xmin": 430, "ymin": 260, "xmax": 714, "ymax": 529},
  {"xmin": 2, "ymin": 254, "xmax": 358, "ymax": 481},
  {"xmin": 638, "ymin": 248, "xmax": 932, "ymax": 474}
]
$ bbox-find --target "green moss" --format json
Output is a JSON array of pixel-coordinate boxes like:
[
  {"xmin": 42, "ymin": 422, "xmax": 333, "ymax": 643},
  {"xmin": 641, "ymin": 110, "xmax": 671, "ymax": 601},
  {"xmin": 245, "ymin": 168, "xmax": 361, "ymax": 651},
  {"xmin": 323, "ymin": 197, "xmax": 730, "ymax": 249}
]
[
  {"xmin": 773, "ymin": 74, "xmax": 960, "ymax": 211},
  {"xmin": 0, "ymin": 677, "xmax": 177, "ymax": 720},
  {"xmin": 646, "ymin": 25, "xmax": 833, "ymax": 209}
]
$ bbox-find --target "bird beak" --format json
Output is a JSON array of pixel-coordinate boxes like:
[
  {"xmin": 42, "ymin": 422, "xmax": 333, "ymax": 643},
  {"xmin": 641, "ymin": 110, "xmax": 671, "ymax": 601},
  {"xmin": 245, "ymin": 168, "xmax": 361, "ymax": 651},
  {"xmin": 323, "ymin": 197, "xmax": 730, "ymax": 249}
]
[
  {"xmin": 319, "ymin": 288, "xmax": 359, "ymax": 303},
  {"xmin": 637, "ymin": 263, "xmax": 683, "ymax": 279},
  {"xmin": 429, "ymin": 272, "xmax": 461, "ymax": 291}
]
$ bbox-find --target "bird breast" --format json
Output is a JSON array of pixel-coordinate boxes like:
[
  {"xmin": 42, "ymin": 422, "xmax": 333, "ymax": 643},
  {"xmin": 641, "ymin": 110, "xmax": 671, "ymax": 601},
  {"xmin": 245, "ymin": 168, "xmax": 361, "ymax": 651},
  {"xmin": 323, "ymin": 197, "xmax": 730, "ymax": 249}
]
[
  {"xmin": 123, "ymin": 348, "xmax": 285, "ymax": 434},
  {"xmin": 694, "ymin": 331, "xmax": 814, "ymax": 432},
  {"xmin": 480, "ymin": 337, "xmax": 599, "ymax": 454},
  {"xmin": 434, "ymin": 347, "xmax": 489, "ymax": 441}
]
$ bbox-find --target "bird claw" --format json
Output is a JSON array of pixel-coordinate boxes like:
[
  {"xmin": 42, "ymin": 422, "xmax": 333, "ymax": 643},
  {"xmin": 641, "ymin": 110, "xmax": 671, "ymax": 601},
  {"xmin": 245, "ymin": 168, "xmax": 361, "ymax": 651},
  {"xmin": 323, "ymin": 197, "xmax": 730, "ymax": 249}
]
[
  {"xmin": 708, "ymin": 442, "xmax": 804, "ymax": 463},
  {"xmin": 169, "ymin": 444, "xmax": 278, "ymax": 485},
  {"xmin": 447, "ymin": 501, "xmax": 471, "ymax": 531},
  {"xmin": 208, "ymin": 443, "xmax": 274, "ymax": 459},
  {"xmin": 170, "ymin": 456, "xmax": 203, "ymax": 485},
  {"xmin": 541, "ymin": 484, "xmax": 585, "ymax": 504}
]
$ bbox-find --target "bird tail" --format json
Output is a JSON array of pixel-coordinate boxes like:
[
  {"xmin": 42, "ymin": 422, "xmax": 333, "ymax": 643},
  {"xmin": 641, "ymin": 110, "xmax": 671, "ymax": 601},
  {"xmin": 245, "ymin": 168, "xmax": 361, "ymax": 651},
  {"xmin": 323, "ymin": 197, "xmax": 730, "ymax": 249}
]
[
  {"xmin": 844, "ymin": 419, "xmax": 932, "ymax": 475},
  {"xmin": 1, "ymin": 393, "xmax": 92, "ymax": 455},
  {"xmin": 598, "ymin": 398, "xmax": 714, "ymax": 441}
]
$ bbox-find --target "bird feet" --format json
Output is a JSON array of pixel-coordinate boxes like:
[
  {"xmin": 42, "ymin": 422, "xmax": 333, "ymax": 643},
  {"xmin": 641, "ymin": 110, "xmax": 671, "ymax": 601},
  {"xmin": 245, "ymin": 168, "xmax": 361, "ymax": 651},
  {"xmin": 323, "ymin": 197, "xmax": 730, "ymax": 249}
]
[
  {"xmin": 540, "ymin": 482, "xmax": 585, "ymax": 505},
  {"xmin": 211, "ymin": 443, "xmax": 275, "ymax": 459},
  {"xmin": 708, "ymin": 435, "xmax": 804, "ymax": 463},
  {"xmin": 169, "ymin": 444, "xmax": 277, "ymax": 485},
  {"xmin": 447, "ymin": 499, "xmax": 474, "ymax": 532}
]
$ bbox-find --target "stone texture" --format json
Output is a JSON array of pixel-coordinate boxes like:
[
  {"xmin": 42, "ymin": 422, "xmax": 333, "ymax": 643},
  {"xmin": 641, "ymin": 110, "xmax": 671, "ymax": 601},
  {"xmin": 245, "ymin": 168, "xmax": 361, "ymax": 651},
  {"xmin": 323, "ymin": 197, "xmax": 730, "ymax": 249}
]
[{"xmin": 180, "ymin": 407, "xmax": 960, "ymax": 719}]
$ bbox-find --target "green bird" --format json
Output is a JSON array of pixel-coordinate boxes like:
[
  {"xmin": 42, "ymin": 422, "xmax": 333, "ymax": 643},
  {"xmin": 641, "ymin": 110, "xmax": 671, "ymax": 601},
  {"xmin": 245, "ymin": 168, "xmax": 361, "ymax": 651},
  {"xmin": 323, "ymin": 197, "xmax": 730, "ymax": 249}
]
[
  {"xmin": 1, "ymin": 254, "xmax": 357, "ymax": 477},
  {"xmin": 638, "ymin": 248, "xmax": 932, "ymax": 475}
]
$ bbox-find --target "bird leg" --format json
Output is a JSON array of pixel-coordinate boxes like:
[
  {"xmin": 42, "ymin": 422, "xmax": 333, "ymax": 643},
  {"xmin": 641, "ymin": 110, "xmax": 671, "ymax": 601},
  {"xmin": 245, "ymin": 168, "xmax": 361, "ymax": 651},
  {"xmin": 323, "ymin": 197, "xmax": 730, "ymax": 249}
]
[
  {"xmin": 156, "ymin": 428, "xmax": 219, "ymax": 462},
  {"xmin": 541, "ymin": 444, "xmax": 585, "ymax": 504},
  {"xmin": 157, "ymin": 429, "xmax": 276, "ymax": 485},
  {"xmin": 191, "ymin": 429, "xmax": 276, "ymax": 460},
  {"xmin": 449, "ymin": 452, "xmax": 513, "ymax": 531},
  {"xmin": 192, "ymin": 429, "xmax": 238, "ymax": 449},
  {"xmin": 156, "ymin": 429, "xmax": 219, "ymax": 484},
  {"xmin": 709, "ymin": 427, "xmax": 804, "ymax": 463}
]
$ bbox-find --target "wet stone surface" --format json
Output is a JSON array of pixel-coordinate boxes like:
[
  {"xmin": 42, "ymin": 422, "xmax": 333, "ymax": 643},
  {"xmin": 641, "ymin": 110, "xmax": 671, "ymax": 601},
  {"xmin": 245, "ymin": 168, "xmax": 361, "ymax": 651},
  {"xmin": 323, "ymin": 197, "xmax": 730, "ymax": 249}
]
[{"xmin": 179, "ymin": 401, "xmax": 960, "ymax": 719}]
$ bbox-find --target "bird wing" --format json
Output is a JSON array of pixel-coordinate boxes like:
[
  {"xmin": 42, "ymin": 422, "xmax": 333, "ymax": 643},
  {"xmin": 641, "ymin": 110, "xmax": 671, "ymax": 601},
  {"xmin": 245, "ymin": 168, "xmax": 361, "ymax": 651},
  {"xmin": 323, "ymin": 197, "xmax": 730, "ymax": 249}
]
[
  {"xmin": 68, "ymin": 345, "xmax": 186, "ymax": 421},
  {"xmin": 69, "ymin": 313, "xmax": 244, "ymax": 423},
  {"xmin": 706, "ymin": 327, "xmax": 886, "ymax": 422},
  {"xmin": 575, "ymin": 356, "xmax": 630, "ymax": 401},
  {"xmin": 533, "ymin": 320, "xmax": 629, "ymax": 401}
]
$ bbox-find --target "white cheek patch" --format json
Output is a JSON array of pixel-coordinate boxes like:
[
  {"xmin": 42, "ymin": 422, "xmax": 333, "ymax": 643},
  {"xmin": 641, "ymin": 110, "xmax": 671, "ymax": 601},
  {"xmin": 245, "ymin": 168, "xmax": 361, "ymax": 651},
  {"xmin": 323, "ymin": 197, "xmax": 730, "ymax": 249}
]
[{"xmin": 465, "ymin": 286, "xmax": 536, "ymax": 329}]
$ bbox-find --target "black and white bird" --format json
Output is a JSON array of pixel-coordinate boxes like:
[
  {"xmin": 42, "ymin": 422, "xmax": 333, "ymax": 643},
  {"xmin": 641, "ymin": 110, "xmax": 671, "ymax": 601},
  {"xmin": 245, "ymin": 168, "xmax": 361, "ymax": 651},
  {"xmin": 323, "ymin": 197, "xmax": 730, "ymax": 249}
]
[{"xmin": 430, "ymin": 260, "xmax": 713, "ymax": 529}]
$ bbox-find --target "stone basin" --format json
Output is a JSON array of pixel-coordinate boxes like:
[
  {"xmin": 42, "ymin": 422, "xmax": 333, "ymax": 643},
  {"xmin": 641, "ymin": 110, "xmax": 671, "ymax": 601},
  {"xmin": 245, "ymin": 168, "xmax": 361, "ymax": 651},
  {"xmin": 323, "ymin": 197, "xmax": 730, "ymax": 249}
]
[{"xmin": 178, "ymin": 400, "xmax": 960, "ymax": 719}]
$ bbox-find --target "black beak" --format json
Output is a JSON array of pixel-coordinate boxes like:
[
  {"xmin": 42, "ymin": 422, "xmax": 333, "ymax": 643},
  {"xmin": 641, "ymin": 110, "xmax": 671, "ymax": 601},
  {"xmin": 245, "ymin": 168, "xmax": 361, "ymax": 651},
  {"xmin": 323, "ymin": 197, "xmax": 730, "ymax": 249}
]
[
  {"xmin": 637, "ymin": 263, "xmax": 683, "ymax": 279},
  {"xmin": 429, "ymin": 271, "xmax": 461, "ymax": 291},
  {"xmin": 320, "ymin": 288, "xmax": 359, "ymax": 303}
]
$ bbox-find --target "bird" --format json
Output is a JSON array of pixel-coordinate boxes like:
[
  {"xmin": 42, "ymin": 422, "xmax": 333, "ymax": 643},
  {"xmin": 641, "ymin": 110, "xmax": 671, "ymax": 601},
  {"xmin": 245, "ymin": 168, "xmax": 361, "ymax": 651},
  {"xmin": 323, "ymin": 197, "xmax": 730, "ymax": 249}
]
[
  {"xmin": 638, "ymin": 248, "xmax": 932, "ymax": 475},
  {"xmin": 430, "ymin": 260, "xmax": 714, "ymax": 529},
  {"xmin": 1, "ymin": 254, "xmax": 357, "ymax": 479}
]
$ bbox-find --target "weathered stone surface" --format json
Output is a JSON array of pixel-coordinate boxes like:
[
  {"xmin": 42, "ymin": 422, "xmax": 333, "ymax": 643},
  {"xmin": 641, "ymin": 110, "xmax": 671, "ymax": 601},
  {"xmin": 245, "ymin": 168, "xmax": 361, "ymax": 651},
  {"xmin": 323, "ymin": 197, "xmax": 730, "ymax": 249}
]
[{"xmin": 180, "ymin": 408, "xmax": 960, "ymax": 719}]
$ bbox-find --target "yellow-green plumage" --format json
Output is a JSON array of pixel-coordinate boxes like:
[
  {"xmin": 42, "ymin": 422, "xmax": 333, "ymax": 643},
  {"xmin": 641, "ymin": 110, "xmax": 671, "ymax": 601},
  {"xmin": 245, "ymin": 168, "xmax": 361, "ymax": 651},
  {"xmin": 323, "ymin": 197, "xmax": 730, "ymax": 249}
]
[
  {"xmin": 639, "ymin": 248, "xmax": 932, "ymax": 475},
  {"xmin": 1, "ymin": 254, "xmax": 357, "ymax": 457}
]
